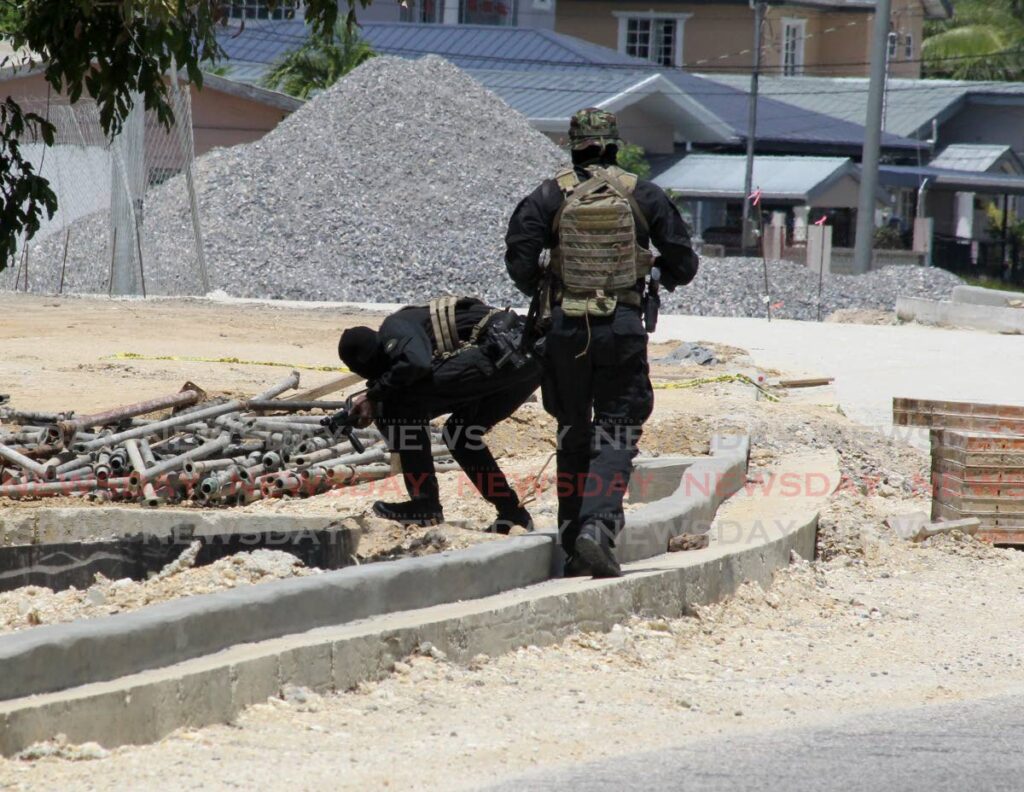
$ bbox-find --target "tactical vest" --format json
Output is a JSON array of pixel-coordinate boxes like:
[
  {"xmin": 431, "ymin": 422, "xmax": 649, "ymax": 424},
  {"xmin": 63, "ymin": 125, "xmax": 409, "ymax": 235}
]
[
  {"xmin": 550, "ymin": 165, "xmax": 654, "ymax": 317},
  {"xmin": 424, "ymin": 296, "xmax": 499, "ymax": 360}
]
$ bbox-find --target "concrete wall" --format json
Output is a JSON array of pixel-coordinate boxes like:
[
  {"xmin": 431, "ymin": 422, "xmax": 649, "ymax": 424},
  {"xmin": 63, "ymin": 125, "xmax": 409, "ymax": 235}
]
[
  {"xmin": 940, "ymin": 100, "xmax": 1024, "ymax": 157},
  {"xmin": 188, "ymin": 83, "xmax": 290, "ymax": 157},
  {"xmin": 829, "ymin": 247, "xmax": 925, "ymax": 274}
]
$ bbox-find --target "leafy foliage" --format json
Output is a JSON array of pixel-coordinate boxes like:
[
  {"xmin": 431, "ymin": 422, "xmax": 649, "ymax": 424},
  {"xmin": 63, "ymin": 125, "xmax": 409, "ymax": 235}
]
[
  {"xmin": 0, "ymin": 0, "xmax": 364, "ymax": 273},
  {"xmin": 0, "ymin": 3, "xmax": 22, "ymax": 36},
  {"xmin": 262, "ymin": 21, "xmax": 375, "ymax": 99},
  {"xmin": 923, "ymin": 0, "xmax": 1024, "ymax": 80},
  {"xmin": 873, "ymin": 225, "xmax": 904, "ymax": 250},
  {"xmin": 616, "ymin": 142, "xmax": 651, "ymax": 180}
]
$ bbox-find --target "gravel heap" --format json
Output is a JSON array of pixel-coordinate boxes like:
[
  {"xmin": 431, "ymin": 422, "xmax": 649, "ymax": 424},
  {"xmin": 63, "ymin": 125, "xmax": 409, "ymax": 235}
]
[
  {"xmin": 15, "ymin": 53, "xmax": 962, "ymax": 317},
  {"xmin": 20, "ymin": 55, "xmax": 568, "ymax": 300},
  {"xmin": 659, "ymin": 256, "xmax": 962, "ymax": 320}
]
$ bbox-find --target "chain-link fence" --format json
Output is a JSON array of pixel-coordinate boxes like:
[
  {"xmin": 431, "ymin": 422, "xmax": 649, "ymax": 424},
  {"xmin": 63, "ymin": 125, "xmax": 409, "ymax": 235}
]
[{"xmin": 6, "ymin": 69, "xmax": 207, "ymax": 296}]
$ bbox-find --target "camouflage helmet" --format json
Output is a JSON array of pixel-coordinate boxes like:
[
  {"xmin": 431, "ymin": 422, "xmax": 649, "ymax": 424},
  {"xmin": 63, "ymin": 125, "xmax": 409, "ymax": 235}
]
[{"xmin": 568, "ymin": 107, "xmax": 622, "ymax": 151}]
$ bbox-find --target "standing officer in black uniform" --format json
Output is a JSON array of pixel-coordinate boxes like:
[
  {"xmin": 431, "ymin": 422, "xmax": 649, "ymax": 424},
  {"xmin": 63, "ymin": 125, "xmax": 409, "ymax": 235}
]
[
  {"xmin": 505, "ymin": 108, "xmax": 698, "ymax": 577},
  {"xmin": 339, "ymin": 296, "xmax": 540, "ymax": 533}
]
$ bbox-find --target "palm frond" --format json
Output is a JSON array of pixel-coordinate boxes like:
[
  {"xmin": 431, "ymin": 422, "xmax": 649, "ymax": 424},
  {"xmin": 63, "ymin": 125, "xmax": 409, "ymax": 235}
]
[{"xmin": 261, "ymin": 21, "xmax": 376, "ymax": 100}]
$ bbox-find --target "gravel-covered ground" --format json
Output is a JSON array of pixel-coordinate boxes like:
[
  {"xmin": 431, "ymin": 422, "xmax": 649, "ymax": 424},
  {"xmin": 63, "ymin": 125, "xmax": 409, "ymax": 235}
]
[{"xmin": 660, "ymin": 256, "xmax": 962, "ymax": 320}]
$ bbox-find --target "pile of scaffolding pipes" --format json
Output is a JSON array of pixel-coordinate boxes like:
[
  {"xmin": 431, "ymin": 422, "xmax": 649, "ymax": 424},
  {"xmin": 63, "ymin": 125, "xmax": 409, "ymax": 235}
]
[{"xmin": 0, "ymin": 372, "xmax": 451, "ymax": 507}]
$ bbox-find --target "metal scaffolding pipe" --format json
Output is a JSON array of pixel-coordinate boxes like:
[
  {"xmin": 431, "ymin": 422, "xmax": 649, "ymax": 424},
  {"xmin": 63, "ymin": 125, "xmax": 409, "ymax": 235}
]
[
  {"xmin": 0, "ymin": 442, "xmax": 56, "ymax": 480},
  {"xmin": 75, "ymin": 400, "xmax": 243, "ymax": 452}
]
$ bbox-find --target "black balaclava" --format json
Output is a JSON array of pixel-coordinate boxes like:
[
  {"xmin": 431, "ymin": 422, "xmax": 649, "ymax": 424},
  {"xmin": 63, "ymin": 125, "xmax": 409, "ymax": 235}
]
[
  {"xmin": 338, "ymin": 326, "xmax": 388, "ymax": 380},
  {"xmin": 572, "ymin": 143, "xmax": 619, "ymax": 169}
]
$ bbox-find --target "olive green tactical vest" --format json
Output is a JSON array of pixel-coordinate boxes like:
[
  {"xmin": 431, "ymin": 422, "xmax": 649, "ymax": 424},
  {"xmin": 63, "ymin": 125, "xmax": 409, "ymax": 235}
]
[{"xmin": 550, "ymin": 165, "xmax": 654, "ymax": 317}]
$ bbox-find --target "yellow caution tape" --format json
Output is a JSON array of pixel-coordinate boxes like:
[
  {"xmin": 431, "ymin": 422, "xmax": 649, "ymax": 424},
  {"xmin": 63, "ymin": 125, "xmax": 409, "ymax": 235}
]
[
  {"xmin": 653, "ymin": 373, "xmax": 779, "ymax": 402},
  {"xmin": 106, "ymin": 352, "xmax": 349, "ymax": 373}
]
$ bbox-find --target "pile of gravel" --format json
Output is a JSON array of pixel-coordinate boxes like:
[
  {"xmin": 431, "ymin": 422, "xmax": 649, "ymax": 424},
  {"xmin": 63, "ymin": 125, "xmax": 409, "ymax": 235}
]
[
  {"xmin": 660, "ymin": 256, "xmax": 962, "ymax": 320},
  {"xmin": 13, "ymin": 54, "xmax": 962, "ymax": 317},
  {"xmin": 18, "ymin": 55, "xmax": 567, "ymax": 301}
]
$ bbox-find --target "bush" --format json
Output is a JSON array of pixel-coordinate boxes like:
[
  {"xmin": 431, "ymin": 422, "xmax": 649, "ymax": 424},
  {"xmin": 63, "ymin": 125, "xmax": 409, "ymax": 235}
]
[
  {"xmin": 616, "ymin": 143, "xmax": 651, "ymax": 179},
  {"xmin": 873, "ymin": 225, "xmax": 904, "ymax": 250}
]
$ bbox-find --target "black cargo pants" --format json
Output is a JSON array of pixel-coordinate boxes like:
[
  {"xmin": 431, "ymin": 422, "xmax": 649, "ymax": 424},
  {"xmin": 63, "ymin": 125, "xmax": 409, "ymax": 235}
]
[
  {"xmin": 377, "ymin": 346, "xmax": 541, "ymax": 516},
  {"xmin": 541, "ymin": 304, "xmax": 655, "ymax": 556}
]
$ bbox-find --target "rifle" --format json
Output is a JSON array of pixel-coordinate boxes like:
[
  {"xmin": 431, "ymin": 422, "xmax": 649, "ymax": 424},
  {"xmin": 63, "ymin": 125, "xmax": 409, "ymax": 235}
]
[
  {"xmin": 522, "ymin": 255, "xmax": 552, "ymax": 355},
  {"xmin": 319, "ymin": 394, "xmax": 367, "ymax": 454},
  {"xmin": 643, "ymin": 265, "xmax": 661, "ymax": 333}
]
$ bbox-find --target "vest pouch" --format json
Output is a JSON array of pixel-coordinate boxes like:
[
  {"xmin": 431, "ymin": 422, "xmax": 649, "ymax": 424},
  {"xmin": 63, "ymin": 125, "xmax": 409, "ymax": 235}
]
[{"xmin": 560, "ymin": 291, "xmax": 618, "ymax": 318}]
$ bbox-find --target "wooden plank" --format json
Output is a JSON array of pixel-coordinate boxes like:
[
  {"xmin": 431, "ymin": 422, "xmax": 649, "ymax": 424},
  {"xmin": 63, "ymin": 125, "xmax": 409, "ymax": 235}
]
[
  {"xmin": 778, "ymin": 377, "xmax": 834, "ymax": 389},
  {"xmin": 283, "ymin": 373, "xmax": 364, "ymax": 403}
]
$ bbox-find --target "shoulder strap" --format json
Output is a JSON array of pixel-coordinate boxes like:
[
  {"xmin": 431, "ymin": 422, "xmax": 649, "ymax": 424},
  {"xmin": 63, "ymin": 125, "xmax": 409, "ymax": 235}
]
[
  {"xmin": 427, "ymin": 296, "xmax": 461, "ymax": 356},
  {"xmin": 554, "ymin": 167, "xmax": 579, "ymax": 194}
]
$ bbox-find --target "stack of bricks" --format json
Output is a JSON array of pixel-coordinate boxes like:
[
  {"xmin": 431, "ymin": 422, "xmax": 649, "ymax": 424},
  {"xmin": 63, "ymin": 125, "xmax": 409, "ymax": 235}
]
[{"xmin": 893, "ymin": 398, "xmax": 1024, "ymax": 544}]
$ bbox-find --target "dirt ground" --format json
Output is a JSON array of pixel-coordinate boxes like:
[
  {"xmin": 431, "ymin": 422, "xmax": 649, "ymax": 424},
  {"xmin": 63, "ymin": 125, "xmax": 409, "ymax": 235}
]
[{"xmin": 3, "ymin": 294, "xmax": 1021, "ymax": 789}]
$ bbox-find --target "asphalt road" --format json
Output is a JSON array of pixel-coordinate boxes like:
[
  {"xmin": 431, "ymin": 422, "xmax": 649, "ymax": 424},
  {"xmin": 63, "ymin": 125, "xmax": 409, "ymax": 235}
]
[{"xmin": 485, "ymin": 694, "xmax": 1024, "ymax": 791}]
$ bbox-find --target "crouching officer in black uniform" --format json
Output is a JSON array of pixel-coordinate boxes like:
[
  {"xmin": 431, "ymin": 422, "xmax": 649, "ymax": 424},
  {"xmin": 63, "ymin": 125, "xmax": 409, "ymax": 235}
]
[
  {"xmin": 339, "ymin": 296, "xmax": 541, "ymax": 533},
  {"xmin": 505, "ymin": 108, "xmax": 698, "ymax": 577}
]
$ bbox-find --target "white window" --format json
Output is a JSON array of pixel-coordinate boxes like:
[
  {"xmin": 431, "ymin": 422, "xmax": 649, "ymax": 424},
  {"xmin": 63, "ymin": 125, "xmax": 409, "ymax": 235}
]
[
  {"xmin": 614, "ymin": 12, "xmax": 689, "ymax": 67},
  {"xmin": 904, "ymin": 32, "xmax": 914, "ymax": 59},
  {"xmin": 228, "ymin": 1, "xmax": 301, "ymax": 20},
  {"xmin": 782, "ymin": 18, "xmax": 806, "ymax": 76},
  {"xmin": 400, "ymin": 0, "xmax": 442, "ymax": 23},
  {"xmin": 461, "ymin": 0, "xmax": 517, "ymax": 26},
  {"xmin": 887, "ymin": 31, "xmax": 898, "ymax": 59}
]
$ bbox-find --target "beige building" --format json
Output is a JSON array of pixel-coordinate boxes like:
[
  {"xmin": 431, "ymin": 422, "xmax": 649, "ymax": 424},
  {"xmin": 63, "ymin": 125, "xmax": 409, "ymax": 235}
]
[
  {"xmin": 1, "ymin": 65, "xmax": 299, "ymax": 177},
  {"xmin": 555, "ymin": 0, "xmax": 952, "ymax": 78}
]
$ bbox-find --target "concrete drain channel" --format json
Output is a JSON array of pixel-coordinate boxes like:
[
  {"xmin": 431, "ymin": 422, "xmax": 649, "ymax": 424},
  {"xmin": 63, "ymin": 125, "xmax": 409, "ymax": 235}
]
[
  {"xmin": 0, "ymin": 518, "xmax": 359, "ymax": 593},
  {"xmin": 0, "ymin": 434, "xmax": 811, "ymax": 756}
]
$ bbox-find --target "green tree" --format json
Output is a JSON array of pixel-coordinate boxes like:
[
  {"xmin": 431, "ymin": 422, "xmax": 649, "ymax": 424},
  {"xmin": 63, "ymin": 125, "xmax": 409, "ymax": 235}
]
[
  {"xmin": 262, "ymin": 21, "xmax": 374, "ymax": 99},
  {"xmin": 616, "ymin": 142, "xmax": 651, "ymax": 180},
  {"xmin": 0, "ymin": 0, "xmax": 361, "ymax": 272},
  {"xmin": 923, "ymin": 0, "xmax": 1024, "ymax": 80},
  {"xmin": 0, "ymin": 4, "xmax": 22, "ymax": 36}
]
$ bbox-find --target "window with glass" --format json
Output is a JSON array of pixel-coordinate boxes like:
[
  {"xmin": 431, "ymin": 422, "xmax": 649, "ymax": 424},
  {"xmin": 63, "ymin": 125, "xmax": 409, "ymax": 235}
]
[
  {"xmin": 904, "ymin": 33, "xmax": 914, "ymax": 59},
  {"xmin": 624, "ymin": 17, "xmax": 677, "ymax": 66},
  {"xmin": 227, "ymin": 1, "xmax": 301, "ymax": 20},
  {"xmin": 400, "ymin": 0, "xmax": 442, "ymax": 23},
  {"xmin": 782, "ymin": 19, "xmax": 805, "ymax": 76},
  {"xmin": 460, "ymin": 0, "xmax": 517, "ymax": 26}
]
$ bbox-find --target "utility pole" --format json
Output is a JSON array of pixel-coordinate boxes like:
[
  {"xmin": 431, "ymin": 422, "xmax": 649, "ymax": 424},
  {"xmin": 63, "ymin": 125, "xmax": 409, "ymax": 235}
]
[
  {"xmin": 852, "ymin": 0, "xmax": 893, "ymax": 275},
  {"xmin": 741, "ymin": 0, "xmax": 766, "ymax": 257}
]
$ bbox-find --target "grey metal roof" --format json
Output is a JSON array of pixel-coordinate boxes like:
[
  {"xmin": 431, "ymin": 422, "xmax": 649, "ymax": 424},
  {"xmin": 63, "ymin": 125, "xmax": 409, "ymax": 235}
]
[
  {"xmin": 215, "ymin": 19, "xmax": 652, "ymax": 76},
  {"xmin": 661, "ymin": 72, "xmax": 922, "ymax": 151},
  {"xmin": 466, "ymin": 68, "xmax": 653, "ymax": 121},
  {"xmin": 654, "ymin": 154, "xmax": 855, "ymax": 202},
  {"xmin": 702, "ymin": 74, "xmax": 1024, "ymax": 139},
  {"xmin": 929, "ymin": 144, "xmax": 1019, "ymax": 173},
  {"xmin": 212, "ymin": 21, "xmax": 923, "ymax": 150},
  {"xmin": 879, "ymin": 164, "xmax": 1024, "ymax": 196}
]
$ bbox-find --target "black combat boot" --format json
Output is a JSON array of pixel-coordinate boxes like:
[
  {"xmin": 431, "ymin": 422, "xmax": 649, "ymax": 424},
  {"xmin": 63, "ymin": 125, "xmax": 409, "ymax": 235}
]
[
  {"xmin": 575, "ymin": 522, "xmax": 622, "ymax": 578},
  {"xmin": 484, "ymin": 504, "xmax": 533, "ymax": 535},
  {"xmin": 562, "ymin": 554, "xmax": 590, "ymax": 578},
  {"xmin": 372, "ymin": 499, "xmax": 444, "ymax": 526}
]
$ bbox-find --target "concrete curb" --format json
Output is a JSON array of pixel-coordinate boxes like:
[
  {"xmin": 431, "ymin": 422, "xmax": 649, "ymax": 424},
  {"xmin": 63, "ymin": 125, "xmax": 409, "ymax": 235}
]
[
  {"xmin": 0, "ymin": 506, "xmax": 818, "ymax": 756},
  {"xmin": 0, "ymin": 507, "xmax": 352, "ymax": 546},
  {"xmin": 896, "ymin": 296, "xmax": 1024, "ymax": 334},
  {"xmin": 619, "ymin": 435, "xmax": 749, "ymax": 564},
  {"xmin": 0, "ymin": 535, "xmax": 554, "ymax": 702},
  {"xmin": 0, "ymin": 435, "xmax": 751, "ymax": 745},
  {"xmin": 952, "ymin": 284, "xmax": 1024, "ymax": 308}
]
